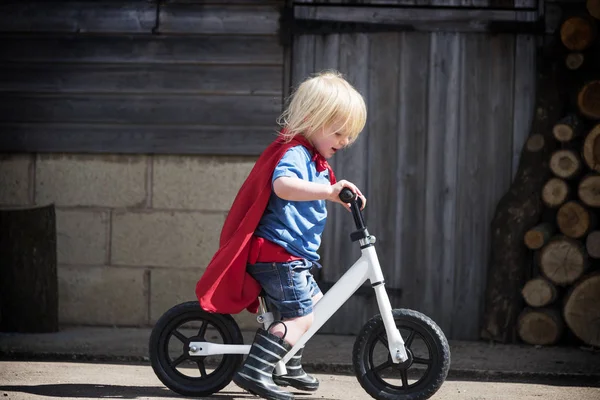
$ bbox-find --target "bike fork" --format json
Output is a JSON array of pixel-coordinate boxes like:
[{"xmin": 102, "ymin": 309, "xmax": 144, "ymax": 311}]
[
  {"xmin": 365, "ymin": 246, "xmax": 408, "ymax": 363},
  {"xmin": 373, "ymin": 283, "xmax": 408, "ymax": 363}
]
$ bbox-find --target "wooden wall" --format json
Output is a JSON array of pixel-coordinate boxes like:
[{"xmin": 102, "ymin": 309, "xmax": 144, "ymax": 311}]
[
  {"xmin": 293, "ymin": 0, "xmax": 538, "ymax": 8},
  {"xmin": 292, "ymin": 13, "xmax": 537, "ymax": 340},
  {"xmin": 0, "ymin": 0, "xmax": 542, "ymax": 341},
  {"xmin": 0, "ymin": 1, "xmax": 284, "ymax": 155}
]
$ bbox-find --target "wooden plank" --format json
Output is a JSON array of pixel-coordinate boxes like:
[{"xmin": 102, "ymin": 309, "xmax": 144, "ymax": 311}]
[
  {"xmin": 365, "ymin": 32, "xmax": 400, "ymax": 307},
  {"xmin": 313, "ymin": 34, "xmax": 342, "ymax": 309},
  {"xmin": 313, "ymin": 35, "xmax": 340, "ymax": 74},
  {"xmin": 422, "ymin": 32, "xmax": 461, "ymax": 335},
  {"xmin": 325, "ymin": 33, "xmax": 372, "ymax": 335},
  {"xmin": 0, "ymin": 35, "xmax": 283, "ymax": 65},
  {"xmin": 512, "ymin": 25, "xmax": 536, "ymax": 179},
  {"xmin": 316, "ymin": 33, "xmax": 373, "ymax": 335},
  {"xmin": 394, "ymin": 31, "xmax": 430, "ymax": 311},
  {"xmin": 453, "ymin": 33, "xmax": 516, "ymax": 340},
  {"xmin": 470, "ymin": 0, "xmax": 538, "ymax": 8},
  {"xmin": 480, "ymin": 33, "xmax": 516, "ymax": 337},
  {"xmin": 454, "ymin": 34, "xmax": 489, "ymax": 341},
  {"xmin": 159, "ymin": 4, "xmax": 280, "ymax": 35},
  {"xmin": 0, "ymin": 94, "xmax": 281, "ymax": 126},
  {"xmin": 331, "ymin": 33, "xmax": 370, "ymax": 275},
  {"xmin": 295, "ymin": 4, "xmax": 538, "ymax": 33},
  {"xmin": 294, "ymin": 0, "xmax": 418, "ymax": 4},
  {"xmin": 316, "ymin": 34, "xmax": 341, "ymax": 272},
  {"xmin": 0, "ymin": 2, "xmax": 156, "ymax": 33},
  {"xmin": 166, "ymin": 0, "xmax": 282, "ymax": 4},
  {"xmin": 294, "ymin": 0, "xmax": 538, "ymax": 7},
  {"xmin": 0, "ymin": 123, "xmax": 275, "ymax": 155},
  {"xmin": 0, "ymin": 64, "xmax": 282, "ymax": 95},
  {"xmin": 291, "ymin": 5, "xmax": 316, "ymax": 88}
]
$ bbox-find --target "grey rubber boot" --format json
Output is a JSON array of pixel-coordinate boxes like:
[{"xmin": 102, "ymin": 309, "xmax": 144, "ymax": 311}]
[
  {"xmin": 232, "ymin": 328, "xmax": 294, "ymax": 400},
  {"xmin": 273, "ymin": 347, "xmax": 319, "ymax": 391}
]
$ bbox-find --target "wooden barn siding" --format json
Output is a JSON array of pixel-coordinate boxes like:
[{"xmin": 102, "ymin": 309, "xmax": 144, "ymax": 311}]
[
  {"xmin": 0, "ymin": 1, "xmax": 284, "ymax": 155},
  {"xmin": 293, "ymin": 0, "xmax": 538, "ymax": 7},
  {"xmin": 295, "ymin": 30, "xmax": 535, "ymax": 339}
]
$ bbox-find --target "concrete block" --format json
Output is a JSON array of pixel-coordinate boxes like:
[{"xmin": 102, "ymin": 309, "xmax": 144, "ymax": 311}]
[
  {"xmin": 150, "ymin": 268, "xmax": 260, "ymax": 331},
  {"xmin": 56, "ymin": 209, "xmax": 108, "ymax": 265},
  {"xmin": 112, "ymin": 211, "xmax": 224, "ymax": 268},
  {"xmin": 152, "ymin": 155, "xmax": 256, "ymax": 211},
  {"xmin": 149, "ymin": 268, "xmax": 203, "ymax": 323},
  {"xmin": 0, "ymin": 154, "xmax": 31, "ymax": 205},
  {"xmin": 58, "ymin": 265, "xmax": 147, "ymax": 326},
  {"xmin": 232, "ymin": 309, "xmax": 261, "ymax": 331},
  {"xmin": 36, "ymin": 154, "xmax": 147, "ymax": 207}
]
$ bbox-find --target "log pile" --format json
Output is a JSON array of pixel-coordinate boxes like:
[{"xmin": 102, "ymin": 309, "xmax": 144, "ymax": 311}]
[
  {"xmin": 518, "ymin": 4, "xmax": 600, "ymax": 347},
  {"xmin": 516, "ymin": 0, "xmax": 600, "ymax": 347},
  {"xmin": 520, "ymin": 119, "xmax": 600, "ymax": 347}
]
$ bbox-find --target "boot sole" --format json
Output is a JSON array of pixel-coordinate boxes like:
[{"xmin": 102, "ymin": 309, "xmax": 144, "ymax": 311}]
[
  {"xmin": 233, "ymin": 374, "xmax": 294, "ymax": 400},
  {"xmin": 272, "ymin": 377, "xmax": 319, "ymax": 392}
]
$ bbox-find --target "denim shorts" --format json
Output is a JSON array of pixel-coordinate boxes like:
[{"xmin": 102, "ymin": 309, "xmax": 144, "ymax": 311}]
[{"xmin": 247, "ymin": 259, "xmax": 321, "ymax": 319}]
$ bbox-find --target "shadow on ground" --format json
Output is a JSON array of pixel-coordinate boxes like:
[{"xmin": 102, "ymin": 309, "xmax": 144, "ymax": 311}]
[
  {"xmin": 0, "ymin": 384, "xmax": 331, "ymax": 399},
  {"xmin": 0, "ymin": 384, "xmax": 244, "ymax": 399}
]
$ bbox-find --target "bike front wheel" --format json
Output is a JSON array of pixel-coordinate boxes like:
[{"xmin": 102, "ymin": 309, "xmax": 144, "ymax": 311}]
[{"xmin": 353, "ymin": 308, "xmax": 450, "ymax": 400}]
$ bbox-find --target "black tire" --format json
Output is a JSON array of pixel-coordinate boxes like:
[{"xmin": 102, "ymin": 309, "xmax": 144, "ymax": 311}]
[
  {"xmin": 149, "ymin": 301, "xmax": 244, "ymax": 397},
  {"xmin": 353, "ymin": 309, "xmax": 450, "ymax": 400}
]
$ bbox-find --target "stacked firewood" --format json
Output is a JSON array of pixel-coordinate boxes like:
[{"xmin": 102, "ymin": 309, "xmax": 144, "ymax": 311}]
[{"xmin": 517, "ymin": 1, "xmax": 600, "ymax": 348}]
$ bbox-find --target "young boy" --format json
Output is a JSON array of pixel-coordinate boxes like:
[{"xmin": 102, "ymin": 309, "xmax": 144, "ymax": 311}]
[{"xmin": 195, "ymin": 70, "xmax": 367, "ymax": 400}]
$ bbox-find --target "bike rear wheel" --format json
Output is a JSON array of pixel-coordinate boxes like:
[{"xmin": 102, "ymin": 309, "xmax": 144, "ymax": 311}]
[
  {"xmin": 149, "ymin": 301, "xmax": 244, "ymax": 397},
  {"xmin": 353, "ymin": 308, "xmax": 450, "ymax": 400}
]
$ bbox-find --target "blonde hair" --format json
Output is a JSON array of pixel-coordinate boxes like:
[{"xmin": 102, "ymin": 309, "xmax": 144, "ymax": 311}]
[{"xmin": 277, "ymin": 70, "xmax": 367, "ymax": 144}]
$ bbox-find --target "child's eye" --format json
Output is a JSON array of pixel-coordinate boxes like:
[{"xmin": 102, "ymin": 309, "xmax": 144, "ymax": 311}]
[{"xmin": 335, "ymin": 132, "xmax": 342, "ymax": 136}]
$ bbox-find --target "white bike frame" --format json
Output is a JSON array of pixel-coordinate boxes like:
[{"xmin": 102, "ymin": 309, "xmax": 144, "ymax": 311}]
[{"xmin": 188, "ymin": 234, "xmax": 409, "ymax": 374}]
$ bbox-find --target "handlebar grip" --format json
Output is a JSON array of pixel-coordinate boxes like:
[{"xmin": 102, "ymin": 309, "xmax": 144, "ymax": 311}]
[{"xmin": 339, "ymin": 188, "xmax": 357, "ymax": 203}]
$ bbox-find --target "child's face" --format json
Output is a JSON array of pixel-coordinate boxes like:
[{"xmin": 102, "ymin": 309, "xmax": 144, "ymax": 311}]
[{"xmin": 311, "ymin": 121, "xmax": 351, "ymax": 159}]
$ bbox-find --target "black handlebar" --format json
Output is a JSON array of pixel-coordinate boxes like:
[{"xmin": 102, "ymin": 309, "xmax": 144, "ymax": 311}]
[
  {"xmin": 339, "ymin": 188, "xmax": 366, "ymax": 232},
  {"xmin": 339, "ymin": 187, "xmax": 356, "ymax": 203}
]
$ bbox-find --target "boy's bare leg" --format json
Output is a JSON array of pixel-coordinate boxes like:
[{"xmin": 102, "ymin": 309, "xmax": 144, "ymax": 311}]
[{"xmin": 270, "ymin": 292, "xmax": 323, "ymax": 345}]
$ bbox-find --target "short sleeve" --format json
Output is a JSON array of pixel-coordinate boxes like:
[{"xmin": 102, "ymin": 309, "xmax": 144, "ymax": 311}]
[{"xmin": 272, "ymin": 146, "xmax": 309, "ymax": 184}]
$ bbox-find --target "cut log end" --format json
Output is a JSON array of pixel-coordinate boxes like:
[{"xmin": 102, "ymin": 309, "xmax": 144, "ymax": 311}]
[
  {"xmin": 518, "ymin": 308, "xmax": 565, "ymax": 346},
  {"xmin": 522, "ymin": 278, "xmax": 558, "ymax": 307},
  {"xmin": 578, "ymin": 82, "xmax": 600, "ymax": 120},
  {"xmin": 564, "ymin": 274, "xmax": 600, "ymax": 347},
  {"xmin": 542, "ymin": 178, "xmax": 570, "ymax": 208},
  {"xmin": 550, "ymin": 150, "xmax": 581, "ymax": 179},
  {"xmin": 552, "ymin": 114, "xmax": 583, "ymax": 142},
  {"xmin": 560, "ymin": 16, "xmax": 596, "ymax": 51},
  {"xmin": 524, "ymin": 223, "xmax": 555, "ymax": 250},
  {"xmin": 525, "ymin": 134, "xmax": 545, "ymax": 152},
  {"xmin": 586, "ymin": 231, "xmax": 600, "ymax": 258},
  {"xmin": 540, "ymin": 236, "xmax": 587, "ymax": 286},
  {"xmin": 0, "ymin": 205, "xmax": 58, "ymax": 333},
  {"xmin": 556, "ymin": 201, "xmax": 593, "ymax": 239},
  {"xmin": 588, "ymin": 0, "xmax": 600, "ymax": 20},
  {"xmin": 582, "ymin": 124, "xmax": 600, "ymax": 171},
  {"xmin": 565, "ymin": 52, "xmax": 585, "ymax": 70},
  {"xmin": 578, "ymin": 174, "xmax": 600, "ymax": 207}
]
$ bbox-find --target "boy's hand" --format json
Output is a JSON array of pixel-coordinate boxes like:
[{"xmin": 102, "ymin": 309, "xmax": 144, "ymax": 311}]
[{"xmin": 328, "ymin": 180, "xmax": 367, "ymax": 211}]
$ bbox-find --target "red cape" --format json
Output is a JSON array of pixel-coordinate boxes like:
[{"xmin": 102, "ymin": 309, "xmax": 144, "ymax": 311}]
[{"xmin": 195, "ymin": 135, "xmax": 335, "ymax": 314}]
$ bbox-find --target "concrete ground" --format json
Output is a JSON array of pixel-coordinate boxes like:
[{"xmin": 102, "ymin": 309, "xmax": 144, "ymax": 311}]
[
  {"xmin": 1, "ymin": 326, "xmax": 599, "ymax": 384},
  {"xmin": 2, "ymin": 360, "xmax": 600, "ymax": 400}
]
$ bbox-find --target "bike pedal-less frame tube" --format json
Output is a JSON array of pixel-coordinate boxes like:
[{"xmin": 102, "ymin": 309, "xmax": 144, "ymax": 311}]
[{"xmin": 189, "ymin": 244, "xmax": 408, "ymax": 364}]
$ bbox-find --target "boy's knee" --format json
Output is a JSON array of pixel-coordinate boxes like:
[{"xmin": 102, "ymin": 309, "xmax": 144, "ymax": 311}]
[{"xmin": 285, "ymin": 313, "xmax": 314, "ymax": 331}]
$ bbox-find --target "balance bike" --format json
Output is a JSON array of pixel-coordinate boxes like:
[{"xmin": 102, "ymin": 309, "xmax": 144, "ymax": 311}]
[{"xmin": 149, "ymin": 188, "xmax": 451, "ymax": 399}]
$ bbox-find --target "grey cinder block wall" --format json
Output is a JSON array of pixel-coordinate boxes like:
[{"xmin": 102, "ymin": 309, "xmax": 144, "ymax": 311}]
[{"xmin": 0, "ymin": 154, "xmax": 261, "ymax": 330}]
